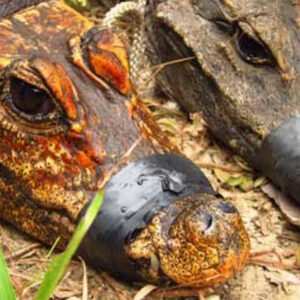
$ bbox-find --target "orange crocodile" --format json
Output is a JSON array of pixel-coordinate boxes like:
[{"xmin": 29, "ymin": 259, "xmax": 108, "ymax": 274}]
[{"xmin": 0, "ymin": 0, "xmax": 250, "ymax": 287}]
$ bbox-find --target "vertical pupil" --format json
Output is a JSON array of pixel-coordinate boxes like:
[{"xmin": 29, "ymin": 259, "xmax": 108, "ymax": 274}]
[{"xmin": 9, "ymin": 78, "xmax": 54, "ymax": 115}]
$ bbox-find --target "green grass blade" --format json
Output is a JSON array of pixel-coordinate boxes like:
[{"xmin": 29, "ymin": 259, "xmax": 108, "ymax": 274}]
[
  {"xmin": 35, "ymin": 190, "xmax": 104, "ymax": 300},
  {"xmin": 0, "ymin": 245, "xmax": 17, "ymax": 300},
  {"xmin": 45, "ymin": 237, "xmax": 61, "ymax": 260}
]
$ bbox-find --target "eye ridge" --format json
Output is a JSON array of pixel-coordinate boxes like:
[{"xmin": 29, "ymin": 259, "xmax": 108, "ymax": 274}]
[
  {"xmin": 8, "ymin": 77, "xmax": 56, "ymax": 117},
  {"xmin": 215, "ymin": 19, "xmax": 236, "ymax": 35}
]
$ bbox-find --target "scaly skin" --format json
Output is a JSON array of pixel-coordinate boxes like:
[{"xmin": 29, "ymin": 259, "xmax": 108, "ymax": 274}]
[
  {"xmin": 127, "ymin": 194, "xmax": 250, "ymax": 286},
  {"xmin": 0, "ymin": 0, "xmax": 250, "ymax": 287},
  {"xmin": 145, "ymin": 0, "xmax": 300, "ymax": 218},
  {"xmin": 147, "ymin": 0, "xmax": 300, "ymax": 159},
  {"xmin": 0, "ymin": 0, "xmax": 161, "ymax": 249}
]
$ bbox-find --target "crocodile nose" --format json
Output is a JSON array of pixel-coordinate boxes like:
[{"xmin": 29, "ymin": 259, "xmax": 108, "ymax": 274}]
[
  {"xmin": 187, "ymin": 211, "xmax": 215, "ymax": 236},
  {"xmin": 78, "ymin": 154, "xmax": 218, "ymax": 282},
  {"xmin": 197, "ymin": 212, "xmax": 214, "ymax": 233},
  {"xmin": 258, "ymin": 117, "xmax": 300, "ymax": 204}
]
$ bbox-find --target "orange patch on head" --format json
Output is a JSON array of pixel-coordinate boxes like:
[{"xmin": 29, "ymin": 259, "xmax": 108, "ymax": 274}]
[
  {"xmin": 86, "ymin": 30, "xmax": 130, "ymax": 94},
  {"xmin": 31, "ymin": 58, "xmax": 78, "ymax": 120},
  {"xmin": 74, "ymin": 150, "xmax": 95, "ymax": 168}
]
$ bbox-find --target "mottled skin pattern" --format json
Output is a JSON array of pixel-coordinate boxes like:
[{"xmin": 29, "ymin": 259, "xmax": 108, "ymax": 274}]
[
  {"xmin": 0, "ymin": 0, "xmax": 249, "ymax": 287},
  {"xmin": 0, "ymin": 0, "xmax": 161, "ymax": 248},
  {"xmin": 127, "ymin": 194, "xmax": 249, "ymax": 286}
]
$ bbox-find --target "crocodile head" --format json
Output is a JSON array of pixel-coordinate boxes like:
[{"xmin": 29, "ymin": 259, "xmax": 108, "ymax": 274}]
[
  {"xmin": 0, "ymin": 0, "xmax": 146, "ymax": 245},
  {"xmin": 0, "ymin": 0, "xmax": 250, "ymax": 287},
  {"xmin": 147, "ymin": 0, "xmax": 300, "ymax": 210}
]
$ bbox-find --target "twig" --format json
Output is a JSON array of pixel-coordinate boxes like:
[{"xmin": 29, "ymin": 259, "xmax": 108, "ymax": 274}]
[
  {"xmin": 5, "ymin": 243, "xmax": 40, "ymax": 261},
  {"xmin": 150, "ymin": 288, "xmax": 212, "ymax": 299},
  {"xmin": 79, "ymin": 257, "xmax": 89, "ymax": 300}
]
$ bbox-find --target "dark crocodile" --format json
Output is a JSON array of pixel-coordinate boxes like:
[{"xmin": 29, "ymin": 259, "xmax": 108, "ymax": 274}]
[
  {"xmin": 0, "ymin": 0, "xmax": 249, "ymax": 288},
  {"xmin": 146, "ymin": 0, "xmax": 300, "ymax": 213}
]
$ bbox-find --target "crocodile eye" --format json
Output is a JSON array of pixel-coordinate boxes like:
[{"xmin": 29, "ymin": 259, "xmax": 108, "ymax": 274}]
[
  {"xmin": 235, "ymin": 30, "xmax": 273, "ymax": 65},
  {"xmin": 9, "ymin": 78, "xmax": 55, "ymax": 116}
]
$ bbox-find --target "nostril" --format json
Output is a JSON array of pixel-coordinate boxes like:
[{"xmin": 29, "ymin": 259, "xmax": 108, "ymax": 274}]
[
  {"xmin": 218, "ymin": 201, "xmax": 237, "ymax": 214},
  {"xmin": 199, "ymin": 212, "xmax": 214, "ymax": 233},
  {"xmin": 126, "ymin": 228, "xmax": 143, "ymax": 244}
]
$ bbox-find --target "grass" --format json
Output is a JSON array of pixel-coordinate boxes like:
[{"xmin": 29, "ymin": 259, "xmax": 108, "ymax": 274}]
[
  {"xmin": 0, "ymin": 245, "xmax": 17, "ymax": 300},
  {"xmin": 0, "ymin": 190, "xmax": 104, "ymax": 300}
]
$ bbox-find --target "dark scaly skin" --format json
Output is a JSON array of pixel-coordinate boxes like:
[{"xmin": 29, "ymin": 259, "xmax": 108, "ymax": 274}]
[
  {"xmin": 147, "ymin": 0, "xmax": 300, "ymax": 160},
  {"xmin": 0, "ymin": 0, "xmax": 249, "ymax": 287},
  {"xmin": 146, "ymin": 0, "xmax": 300, "ymax": 209}
]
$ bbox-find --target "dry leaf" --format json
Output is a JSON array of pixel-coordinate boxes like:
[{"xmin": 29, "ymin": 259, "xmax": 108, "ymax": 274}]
[
  {"xmin": 214, "ymin": 169, "xmax": 231, "ymax": 183},
  {"xmin": 261, "ymin": 184, "xmax": 300, "ymax": 226},
  {"xmin": 240, "ymin": 175, "xmax": 254, "ymax": 192},
  {"xmin": 254, "ymin": 176, "xmax": 267, "ymax": 188},
  {"xmin": 265, "ymin": 268, "xmax": 300, "ymax": 285},
  {"xmin": 133, "ymin": 284, "xmax": 158, "ymax": 300},
  {"xmin": 227, "ymin": 176, "xmax": 243, "ymax": 187}
]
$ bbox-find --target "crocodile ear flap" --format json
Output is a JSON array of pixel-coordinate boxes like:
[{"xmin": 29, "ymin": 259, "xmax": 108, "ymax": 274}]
[{"xmin": 81, "ymin": 27, "xmax": 131, "ymax": 95}]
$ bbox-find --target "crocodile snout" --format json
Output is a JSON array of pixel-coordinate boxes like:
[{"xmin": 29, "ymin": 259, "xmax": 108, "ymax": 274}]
[
  {"xmin": 78, "ymin": 154, "xmax": 250, "ymax": 286},
  {"xmin": 258, "ymin": 117, "xmax": 300, "ymax": 205}
]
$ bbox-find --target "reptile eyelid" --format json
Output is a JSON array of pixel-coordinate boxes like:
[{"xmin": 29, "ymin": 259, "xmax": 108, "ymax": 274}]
[
  {"xmin": 0, "ymin": 59, "xmax": 77, "ymax": 135},
  {"xmin": 192, "ymin": 0, "xmax": 232, "ymax": 23},
  {"xmin": 31, "ymin": 58, "xmax": 79, "ymax": 121},
  {"xmin": 9, "ymin": 77, "xmax": 56, "ymax": 116}
]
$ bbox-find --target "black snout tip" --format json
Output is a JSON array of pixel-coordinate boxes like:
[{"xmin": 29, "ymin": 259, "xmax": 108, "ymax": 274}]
[{"xmin": 258, "ymin": 116, "xmax": 300, "ymax": 205}]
